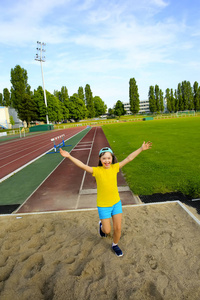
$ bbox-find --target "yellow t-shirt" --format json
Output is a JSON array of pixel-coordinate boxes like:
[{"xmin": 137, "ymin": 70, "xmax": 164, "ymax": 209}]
[{"xmin": 92, "ymin": 163, "xmax": 120, "ymax": 207}]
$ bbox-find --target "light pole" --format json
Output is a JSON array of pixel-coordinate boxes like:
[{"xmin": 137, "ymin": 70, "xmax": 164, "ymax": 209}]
[{"xmin": 35, "ymin": 41, "xmax": 49, "ymax": 124}]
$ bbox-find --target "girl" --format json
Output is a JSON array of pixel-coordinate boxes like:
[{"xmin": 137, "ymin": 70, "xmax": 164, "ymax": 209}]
[{"xmin": 60, "ymin": 141, "xmax": 152, "ymax": 257}]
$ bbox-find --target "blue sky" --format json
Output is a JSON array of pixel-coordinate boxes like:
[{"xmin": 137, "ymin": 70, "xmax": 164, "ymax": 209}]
[{"xmin": 0, "ymin": 0, "xmax": 200, "ymax": 109}]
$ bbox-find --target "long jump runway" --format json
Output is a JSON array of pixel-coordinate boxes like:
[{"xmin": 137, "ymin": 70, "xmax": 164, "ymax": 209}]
[{"xmin": 16, "ymin": 127, "xmax": 139, "ymax": 213}]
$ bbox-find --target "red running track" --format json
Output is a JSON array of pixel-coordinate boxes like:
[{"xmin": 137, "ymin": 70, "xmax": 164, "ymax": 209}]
[{"xmin": 0, "ymin": 127, "xmax": 86, "ymax": 181}]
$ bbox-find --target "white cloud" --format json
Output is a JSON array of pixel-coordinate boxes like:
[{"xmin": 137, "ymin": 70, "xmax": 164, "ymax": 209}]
[
  {"xmin": 77, "ymin": 0, "xmax": 95, "ymax": 11},
  {"xmin": 150, "ymin": 0, "xmax": 169, "ymax": 7},
  {"xmin": 0, "ymin": 0, "xmax": 200, "ymax": 108},
  {"xmin": 71, "ymin": 15, "xmax": 181, "ymax": 70},
  {"xmin": 0, "ymin": 0, "xmax": 69, "ymax": 45}
]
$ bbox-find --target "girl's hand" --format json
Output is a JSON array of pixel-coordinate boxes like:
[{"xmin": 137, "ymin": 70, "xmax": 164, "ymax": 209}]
[
  {"xmin": 60, "ymin": 148, "xmax": 70, "ymax": 158},
  {"xmin": 141, "ymin": 141, "xmax": 152, "ymax": 151}
]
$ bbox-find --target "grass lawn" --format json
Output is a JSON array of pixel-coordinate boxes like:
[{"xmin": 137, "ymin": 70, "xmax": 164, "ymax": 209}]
[{"xmin": 102, "ymin": 116, "xmax": 200, "ymax": 198}]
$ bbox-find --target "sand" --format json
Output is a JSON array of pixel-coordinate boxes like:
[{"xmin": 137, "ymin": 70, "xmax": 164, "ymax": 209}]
[{"xmin": 0, "ymin": 202, "xmax": 200, "ymax": 300}]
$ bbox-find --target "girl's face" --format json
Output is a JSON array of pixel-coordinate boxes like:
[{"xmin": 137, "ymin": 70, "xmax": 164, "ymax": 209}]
[{"xmin": 99, "ymin": 152, "xmax": 113, "ymax": 169}]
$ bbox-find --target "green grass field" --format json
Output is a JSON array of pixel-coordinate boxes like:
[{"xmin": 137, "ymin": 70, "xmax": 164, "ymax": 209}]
[{"xmin": 102, "ymin": 116, "xmax": 200, "ymax": 198}]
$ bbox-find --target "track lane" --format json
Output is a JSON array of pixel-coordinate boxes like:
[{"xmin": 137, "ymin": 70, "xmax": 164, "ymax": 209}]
[{"xmin": 0, "ymin": 127, "xmax": 86, "ymax": 180}]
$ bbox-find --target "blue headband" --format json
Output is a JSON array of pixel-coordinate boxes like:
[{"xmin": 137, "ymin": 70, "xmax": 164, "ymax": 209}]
[{"xmin": 99, "ymin": 147, "xmax": 113, "ymax": 156}]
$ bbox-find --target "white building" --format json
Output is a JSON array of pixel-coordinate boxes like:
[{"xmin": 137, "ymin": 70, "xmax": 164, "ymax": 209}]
[
  {"xmin": 139, "ymin": 100, "xmax": 150, "ymax": 114},
  {"xmin": 123, "ymin": 98, "xmax": 168, "ymax": 114},
  {"xmin": 123, "ymin": 103, "xmax": 132, "ymax": 115},
  {"xmin": 123, "ymin": 100, "xmax": 150, "ymax": 115},
  {"xmin": 0, "ymin": 106, "xmax": 23, "ymax": 129}
]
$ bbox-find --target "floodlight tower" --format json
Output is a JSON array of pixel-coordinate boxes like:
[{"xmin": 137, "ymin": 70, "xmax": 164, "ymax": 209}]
[{"xmin": 35, "ymin": 41, "xmax": 49, "ymax": 124}]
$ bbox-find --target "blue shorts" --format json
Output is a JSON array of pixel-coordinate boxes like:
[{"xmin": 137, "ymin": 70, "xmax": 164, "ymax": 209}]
[{"xmin": 97, "ymin": 200, "xmax": 123, "ymax": 220}]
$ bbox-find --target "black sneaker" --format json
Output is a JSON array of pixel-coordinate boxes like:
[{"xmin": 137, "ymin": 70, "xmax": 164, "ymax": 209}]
[
  {"xmin": 99, "ymin": 221, "xmax": 107, "ymax": 237},
  {"xmin": 112, "ymin": 244, "xmax": 123, "ymax": 257}
]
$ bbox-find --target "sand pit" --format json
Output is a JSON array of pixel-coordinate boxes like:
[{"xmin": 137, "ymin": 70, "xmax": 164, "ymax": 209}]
[{"xmin": 0, "ymin": 202, "xmax": 200, "ymax": 300}]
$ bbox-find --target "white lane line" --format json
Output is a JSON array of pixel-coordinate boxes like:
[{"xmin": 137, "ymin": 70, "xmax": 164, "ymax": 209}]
[
  {"xmin": 71, "ymin": 148, "xmax": 92, "ymax": 151},
  {"xmin": 75, "ymin": 127, "xmax": 97, "ymax": 210},
  {"xmin": 0, "ymin": 128, "xmax": 88, "ymax": 183},
  {"xmin": 0, "ymin": 143, "xmax": 53, "ymax": 169},
  {"xmin": 0, "ymin": 129, "xmax": 77, "ymax": 157},
  {"xmin": 0, "ymin": 151, "xmax": 51, "ymax": 183},
  {"xmin": 0, "ymin": 130, "xmax": 74, "ymax": 159},
  {"xmin": 0, "ymin": 130, "xmax": 82, "ymax": 169},
  {"xmin": 0, "ymin": 140, "xmax": 51, "ymax": 161},
  {"xmin": 79, "ymin": 141, "xmax": 93, "ymax": 144},
  {"xmin": 0, "ymin": 132, "xmax": 60, "ymax": 156},
  {"xmin": 75, "ymin": 144, "xmax": 92, "ymax": 147}
]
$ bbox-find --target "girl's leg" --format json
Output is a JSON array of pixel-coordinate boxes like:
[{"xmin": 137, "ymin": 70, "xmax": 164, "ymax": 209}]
[
  {"xmin": 101, "ymin": 218, "xmax": 111, "ymax": 235},
  {"xmin": 112, "ymin": 213, "xmax": 122, "ymax": 244}
]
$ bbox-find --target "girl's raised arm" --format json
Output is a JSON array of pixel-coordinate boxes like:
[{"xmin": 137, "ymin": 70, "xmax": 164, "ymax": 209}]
[
  {"xmin": 119, "ymin": 141, "xmax": 152, "ymax": 169},
  {"xmin": 60, "ymin": 148, "xmax": 93, "ymax": 174}
]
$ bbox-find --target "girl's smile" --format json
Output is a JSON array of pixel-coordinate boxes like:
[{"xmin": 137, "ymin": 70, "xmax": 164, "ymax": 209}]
[{"xmin": 100, "ymin": 152, "xmax": 113, "ymax": 169}]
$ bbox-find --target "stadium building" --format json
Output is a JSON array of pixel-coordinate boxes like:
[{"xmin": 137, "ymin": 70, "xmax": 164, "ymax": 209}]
[{"xmin": 0, "ymin": 106, "xmax": 23, "ymax": 129}]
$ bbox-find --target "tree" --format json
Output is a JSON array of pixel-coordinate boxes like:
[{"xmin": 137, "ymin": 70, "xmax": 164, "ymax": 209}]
[
  {"xmin": 93, "ymin": 96, "xmax": 107, "ymax": 117},
  {"xmin": 54, "ymin": 86, "xmax": 69, "ymax": 102},
  {"xmin": 10, "ymin": 65, "xmax": 35, "ymax": 125},
  {"xmin": 3, "ymin": 88, "xmax": 11, "ymax": 106},
  {"xmin": 170, "ymin": 89, "xmax": 175, "ymax": 112},
  {"xmin": 69, "ymin": 94, "xmax": 88, "ymax": 121},
  {"xmin": 148, "ymin": 86, "xmax": 156, "ymax": 113},
  {"xmin": 78, "ymin": 86, "xmax": 84, "ymax": 102},
  {"xmin": 159, "ymin": 89, "xmax": 164, "ymax": 112},
  {"xmin": 59, "ymin": 101, "xmax": 69, "ymax": 121},
  {"xmin": 10, "ymin": 65, "xmax": 29, "ymax": 108},
  {"xmin": 174, "ymin": 89, "xmax": 179, "ymax": 112},
  {"xmin": 129, "ymin": 78, "xmax": 139, "ymax": 114},
  {"xmin": 154, "ymin": 85, "xmax": 160, "ymax": 112},
  {"xmin": 114, "ymin": 100, "xmax": 125, "ymax": 117},
  {"xmin": 33, "ymin": 86, "xmax": 47, "ymax": 122},
  {"xmin": 10, "ymin": 115, "xmax": 15, "ymax": 128},
  {"xmin": 54, "ymin": 86, "xmax": 70, "ymax": 120},
  {"xmin": 108, "ymin": 108, "xmax": 114, "ymax": 116},
  {"xmin": 181, "ymin": 81, "xmax": 193, "ymax": 110},
  {"xmin": 46, "ymin": 92, "xmax": 61, "ymax": 122},
  {"xmin": 193, "ymin": 81, "xmax": 200, "ymax": 111},
  {"xmin": 85, "ymin": 84, "xmax": 95, "ymax": 118},
  {"xmin": 165, "ymin": 88, "xmax": 172, "ymax": 112},
  {"xmin": 177, "ymin": 83, "xmax": 184, "ymax": 111},
  {"xmin": 17, "ymin": 93, "xmax": 37, "ymax": 126},
  {"xmin": 0, "ymin": 93, "xmax": 3, "ymax": 105}
]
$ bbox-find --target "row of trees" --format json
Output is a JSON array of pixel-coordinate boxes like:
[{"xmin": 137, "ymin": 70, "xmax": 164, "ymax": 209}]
[
  {"xmin": 1, "ymin": 67, "xmax": 200, "ymax": 124},
  {"xmin": 0, "ymin": 65, "xmax": 107, "ymax": 126},
  {"xmin": 149, "ymin": 81, "xmax": 200, "ymax": 113},
  {"xmin": 148, "ymin": 85, "xmax": 164, "ymax": 113},
  {"xmin": 127, "ymin": 78, "xmax": 200, "ymax": 115},
  {"xmin": 165, "ymin": 81, "xmax": 200, "ymax": 113}
]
